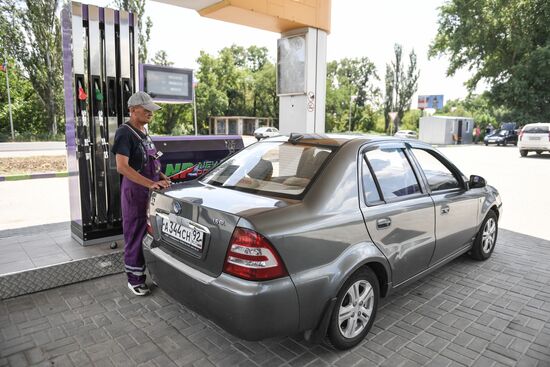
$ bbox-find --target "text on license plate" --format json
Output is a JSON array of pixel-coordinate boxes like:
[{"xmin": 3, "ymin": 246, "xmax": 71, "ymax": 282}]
[
  {"xmin": 529, "ymin": 137, "xmax": 541, "ymax": 140},
  {"xmin": 162, "ymin": 219, "xmax": 204, "ymax": 251}
]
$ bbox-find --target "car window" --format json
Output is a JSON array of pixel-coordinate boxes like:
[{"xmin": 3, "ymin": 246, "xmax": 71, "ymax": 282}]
[
  {"xmin": 365, "ymin": 148, "xmax": 421, "ymax": 200},
  {"xmin": 412, "ymin": 149, "xmax": 460, "ymax": 191},
  {"xmin": 523, "ymin": 125, "xmax": 549, "ymax": 133},
  {"xmin": 201, "ymin": 142, "xmax": 333, "ymax": 197},
  {"xmin": 361, "ymin": 157, "xmax": 382, "ymax": 204}
]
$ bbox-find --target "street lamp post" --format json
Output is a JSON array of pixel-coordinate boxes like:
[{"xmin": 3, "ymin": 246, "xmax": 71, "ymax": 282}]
[
  {"xmin": 3, "ymin": 55, "xmax": 14, "ymax": 140},
  {"xmin": 348, "ymin": 94, "xmax": 357, "ymax": 132}
]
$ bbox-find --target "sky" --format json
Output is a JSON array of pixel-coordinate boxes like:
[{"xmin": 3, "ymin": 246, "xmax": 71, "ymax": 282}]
[{"xmin": 86, "ymin": 0, "xmax": 485, "ymax": 104}]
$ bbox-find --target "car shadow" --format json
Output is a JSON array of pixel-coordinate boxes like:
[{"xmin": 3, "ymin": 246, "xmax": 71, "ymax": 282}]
[{"xmin": 522, "ymin": 154, "xmax": 550, "ymax": 159}]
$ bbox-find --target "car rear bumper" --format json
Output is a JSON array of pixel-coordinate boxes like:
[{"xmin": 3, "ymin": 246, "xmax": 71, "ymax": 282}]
[
  {"xmin": 143, "ymin": 235, "xmax": 300, "ymax": 340},
  {"xmin": 518, "ymin": 142, "xmax": 550, "ymax": 150}
]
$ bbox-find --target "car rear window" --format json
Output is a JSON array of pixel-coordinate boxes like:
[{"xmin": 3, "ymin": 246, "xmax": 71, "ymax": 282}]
[
  {"xmin": 523, "ymin": 125, "xmax": 549, "ymax": 134},
  {"xmin": 201, "ymin": 141, "xmax": 333, "ymax": 197}
]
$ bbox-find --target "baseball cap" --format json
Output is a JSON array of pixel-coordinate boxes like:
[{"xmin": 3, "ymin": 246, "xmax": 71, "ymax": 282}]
[{"xmin": 127, "ymin": 91, "xmax": 161, "ymax": 111}]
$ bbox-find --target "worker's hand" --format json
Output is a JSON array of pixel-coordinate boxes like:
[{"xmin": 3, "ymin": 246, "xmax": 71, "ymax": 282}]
[{"xmin": 149, "ymin": 180, "xmax": 170, "ymax": 190}]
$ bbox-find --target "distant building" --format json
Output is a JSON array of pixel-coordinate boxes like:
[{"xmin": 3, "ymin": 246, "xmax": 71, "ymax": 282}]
[
  {"xmin": 209, "ymin": 116, "xmax": 276, "ymax": 135},
  {"xmin": 419, "ymin": 116, "xmax": 474, "ymax": 145}
]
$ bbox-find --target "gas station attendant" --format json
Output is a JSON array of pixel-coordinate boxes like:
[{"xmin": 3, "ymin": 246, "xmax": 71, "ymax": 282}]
[{"xmin": 112, "ymin": 91, "xmax": 171, "ymax": 296}]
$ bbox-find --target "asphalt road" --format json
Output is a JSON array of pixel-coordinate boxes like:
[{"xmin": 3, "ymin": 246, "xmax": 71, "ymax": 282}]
[
  {"xmin": 0, "ymin": 142, "xmax": 65, "ymax": 152},
  {"xmin": 0, "ymin": 142, "xmax": 66, "ymax": 158},
  {"xmin": 437, "ymin": 144, "xmax": 550, "ymax": 240},
  {"xmin": 0, "ymin": 143, "xmax": 548, "ymax": 240}
]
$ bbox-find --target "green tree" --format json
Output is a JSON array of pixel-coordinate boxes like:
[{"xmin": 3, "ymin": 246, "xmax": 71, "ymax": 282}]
[
  {"xmin": 400, "ymin": 109, "xmax": 422, "ymax": 131},
  {"xmin": 115, "ymin": 0, "xmax": 152, "ymax": 63},
  {"xmin": 0, "ymin": 58, "xmax": 49, "ymax": 141},
  {"xmin": 383, "ymin": 44, "xmax": 419, "ymax": 133},
  {"xmin": 1, "ymin": 0, "xmax": 63, "ymax": 137},
  {"xmin": 195, "ymin": 51, "xmax": 229, "ymax": 132},
  {"xmin": 429, "ymin": 0, "xmax": 550, "ymax": 123},
  {"xmin": 325, "ymin": 57, "xmax": 379, "ymax": 132},
  {"xmin": 147, "ymin": 50, "xmax": 192, "ymax": 135},
  {"xmin": 194, "ymin": 45, "xmax": 277, "ymax": 132}
]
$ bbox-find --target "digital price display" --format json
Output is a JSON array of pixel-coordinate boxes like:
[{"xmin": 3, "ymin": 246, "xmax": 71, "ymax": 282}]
[{"xmin": 140, "ymin": 64, "xmax": 193, "ymax": 103}]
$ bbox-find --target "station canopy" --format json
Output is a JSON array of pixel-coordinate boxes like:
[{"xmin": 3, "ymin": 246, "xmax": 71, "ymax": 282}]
[{"xmin": 151, "ymin": 0, "xmax": 331, "ymax": 33}]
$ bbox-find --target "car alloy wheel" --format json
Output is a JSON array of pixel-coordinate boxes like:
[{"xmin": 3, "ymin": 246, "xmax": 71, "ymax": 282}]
[
  {"xmin": 481, "ymin": 217, "xmax": 497, "ymax": 253},
  {"xmin": 470, "ymin": 210, "xmax": 498, "ymax": 261},
  {"xmin": 328, "ymin": 267, "xmax": 379, "ymax": 350},
  {"xmin": 337, "ymin": 280, "xmax": 374, "ymax": 338}
]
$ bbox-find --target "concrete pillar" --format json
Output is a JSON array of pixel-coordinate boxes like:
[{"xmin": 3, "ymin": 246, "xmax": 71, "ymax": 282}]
[{"xmin": 278, "ymin": 27, "xmax": 327, "ymax": 135}]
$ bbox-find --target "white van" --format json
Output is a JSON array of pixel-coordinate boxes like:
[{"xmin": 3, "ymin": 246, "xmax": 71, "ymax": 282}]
[{"xmin": 518, "ymin": 123, "xmax": 550, "ymax": 157}]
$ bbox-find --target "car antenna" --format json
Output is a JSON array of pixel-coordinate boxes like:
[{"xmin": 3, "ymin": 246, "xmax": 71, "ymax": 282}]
[{"xmin": 289, "ymin": 133, "xmax": 304, "ymax": 145}]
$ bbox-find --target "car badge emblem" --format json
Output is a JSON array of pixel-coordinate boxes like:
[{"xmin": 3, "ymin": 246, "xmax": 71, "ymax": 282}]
[
  {"xmin": 213, "ymin": 218, "xmax": 225, "ymax": 226},
  {"xmin": 172, "ymin": 201, "xmax": 182, "ymax": 214}
]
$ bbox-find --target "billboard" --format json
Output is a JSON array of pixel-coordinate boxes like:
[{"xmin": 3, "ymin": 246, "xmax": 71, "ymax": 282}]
[
  {"xmin": 140, "ymin": 64, "xmax": 193, "ymax": 103},
  {"xmin": 418, "ymin": 95, "xmax": 444, "ymax": 110}
]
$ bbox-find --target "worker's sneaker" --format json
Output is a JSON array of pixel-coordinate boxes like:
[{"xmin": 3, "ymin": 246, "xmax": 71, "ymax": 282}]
[{"xmin": 128, "ymin": 283, "xmax": 150, "ymax": 296}]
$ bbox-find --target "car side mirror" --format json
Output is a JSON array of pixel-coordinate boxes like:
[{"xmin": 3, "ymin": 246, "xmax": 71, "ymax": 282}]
[{"xmin": 469, "ymin": 175, "xmax": 486, "ymax": 189}]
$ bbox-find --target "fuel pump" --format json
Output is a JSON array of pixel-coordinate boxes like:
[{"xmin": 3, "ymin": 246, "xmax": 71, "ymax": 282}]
[{"xmin": 62, "ymin": 2, "xmax": 139, "ymax": 245}]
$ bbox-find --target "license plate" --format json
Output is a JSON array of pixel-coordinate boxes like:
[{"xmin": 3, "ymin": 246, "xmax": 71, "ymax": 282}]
[
  {"xmin": 529, "ymin": 136, "xmax": 541, "ymax": 140},
  {"xmin": 161, "ymin": 218, "xmax": 204, "ymax": 251}
]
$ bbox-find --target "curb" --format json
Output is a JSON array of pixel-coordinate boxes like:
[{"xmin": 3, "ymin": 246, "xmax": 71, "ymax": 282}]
[{"xmin": 0, "ymin": 171, "xmax": 69, "ymax": 182}]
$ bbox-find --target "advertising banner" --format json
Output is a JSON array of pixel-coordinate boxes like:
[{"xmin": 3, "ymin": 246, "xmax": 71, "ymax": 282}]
[{"xmin": 418, "ymin": 95, "xmax": 444, "ymax": 110}]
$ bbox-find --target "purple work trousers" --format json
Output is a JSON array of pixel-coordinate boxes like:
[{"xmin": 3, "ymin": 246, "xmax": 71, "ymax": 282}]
[{"xmin": 121, "ymin": 148, "xmax": 160, "ymax": 286}]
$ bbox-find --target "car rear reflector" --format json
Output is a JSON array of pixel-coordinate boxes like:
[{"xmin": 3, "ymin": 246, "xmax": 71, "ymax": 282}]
[
  {"xmin": 223, "ymin": 227, "xmax": 288, "ymax": 281},
  {"xmin": 146, "ymin": 207, "xmax": 153, "ymax": 235},
  {"xmin": 519, "ymin": 129, "xmax": 524, "ymax": 141}
]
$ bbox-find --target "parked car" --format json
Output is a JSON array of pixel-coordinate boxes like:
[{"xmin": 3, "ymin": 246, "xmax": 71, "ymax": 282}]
[
  {"xmin": 143, "ymin": 134, "xmax": 502, "ymax": 350},
  {"xmin": 483, "ymin": 129, "xmax": 518, "ymax": 146},
  {"xmin": 518, "ymin": 123, "xmax": 550, "ymax": 157},
  {"xmin": 254, "ymin": 126, "xmax": 279, "ymax": 140},
  {"xmin": 394, "ymin": 130, "xmax": 418, "ymax": 139}
]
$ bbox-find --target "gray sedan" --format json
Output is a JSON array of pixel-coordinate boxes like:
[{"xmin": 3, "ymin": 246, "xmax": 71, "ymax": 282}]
[{"xmin": 143, "ymin": 134, "xmax": 502, "ymax": 350}]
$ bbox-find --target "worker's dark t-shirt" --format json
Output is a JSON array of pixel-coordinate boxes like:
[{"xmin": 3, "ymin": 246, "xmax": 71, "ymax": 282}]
[{"xmin": 111, "ymin": 123, "xmax": 147, "ymax": 172}]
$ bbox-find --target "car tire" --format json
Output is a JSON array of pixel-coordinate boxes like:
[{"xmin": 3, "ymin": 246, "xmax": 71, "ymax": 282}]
[
  {"xmin": 484, "ymin": 142, "xmax": 488, "ymax": 146},
  {"xmin": 520, "ymin": 150, "xmax": 528, "ymax": 157},
  {"xmin": 470, "ymin": 210, "xmax": 498, "ymax": 261},
  {"xmin": 503, "ymin": 141, "xmax": 507, "ymax": 146},
  {"xmin": 327, "ymin": 267, "xmax": 379, "ymax": 350}
]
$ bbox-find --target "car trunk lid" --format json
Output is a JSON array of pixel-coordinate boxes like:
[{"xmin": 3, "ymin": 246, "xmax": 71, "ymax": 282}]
[{"xmin": 149, "ymin": 182, "xmax": 290, "ymax": 277}]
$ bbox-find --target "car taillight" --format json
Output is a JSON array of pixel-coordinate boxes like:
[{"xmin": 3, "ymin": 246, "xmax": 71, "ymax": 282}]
[
  {"xmin": 519, "ymin": 129, "xmax": 524, "ymax": 141},
  {"xmin": 223, "ymin": 227, "xmax": 288, "ymax": 281}
]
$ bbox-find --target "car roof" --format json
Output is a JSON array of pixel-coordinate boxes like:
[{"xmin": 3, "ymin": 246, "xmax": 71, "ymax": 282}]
[
  {"xmin": 523, "ymin": 122, "xmax": 550, "ymax": 127},
  {"xmin": 261, "ymin": 133, "xmax": 429, "ymax": 148}
]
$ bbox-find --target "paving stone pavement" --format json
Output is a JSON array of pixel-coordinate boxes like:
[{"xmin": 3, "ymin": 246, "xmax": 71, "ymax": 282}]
[{"xmin": 1, "ymin": 229, "xmax": 550, "ymax": 367}]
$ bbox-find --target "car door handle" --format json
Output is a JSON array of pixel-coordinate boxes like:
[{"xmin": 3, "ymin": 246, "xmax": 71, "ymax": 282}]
[
  {"xmin": 441, "ymin": 206, "xmax": 450, "ymax": 214},
  {"xmin": 376, "ymin": 218, "xmax": 392, "ymax": 229}
]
